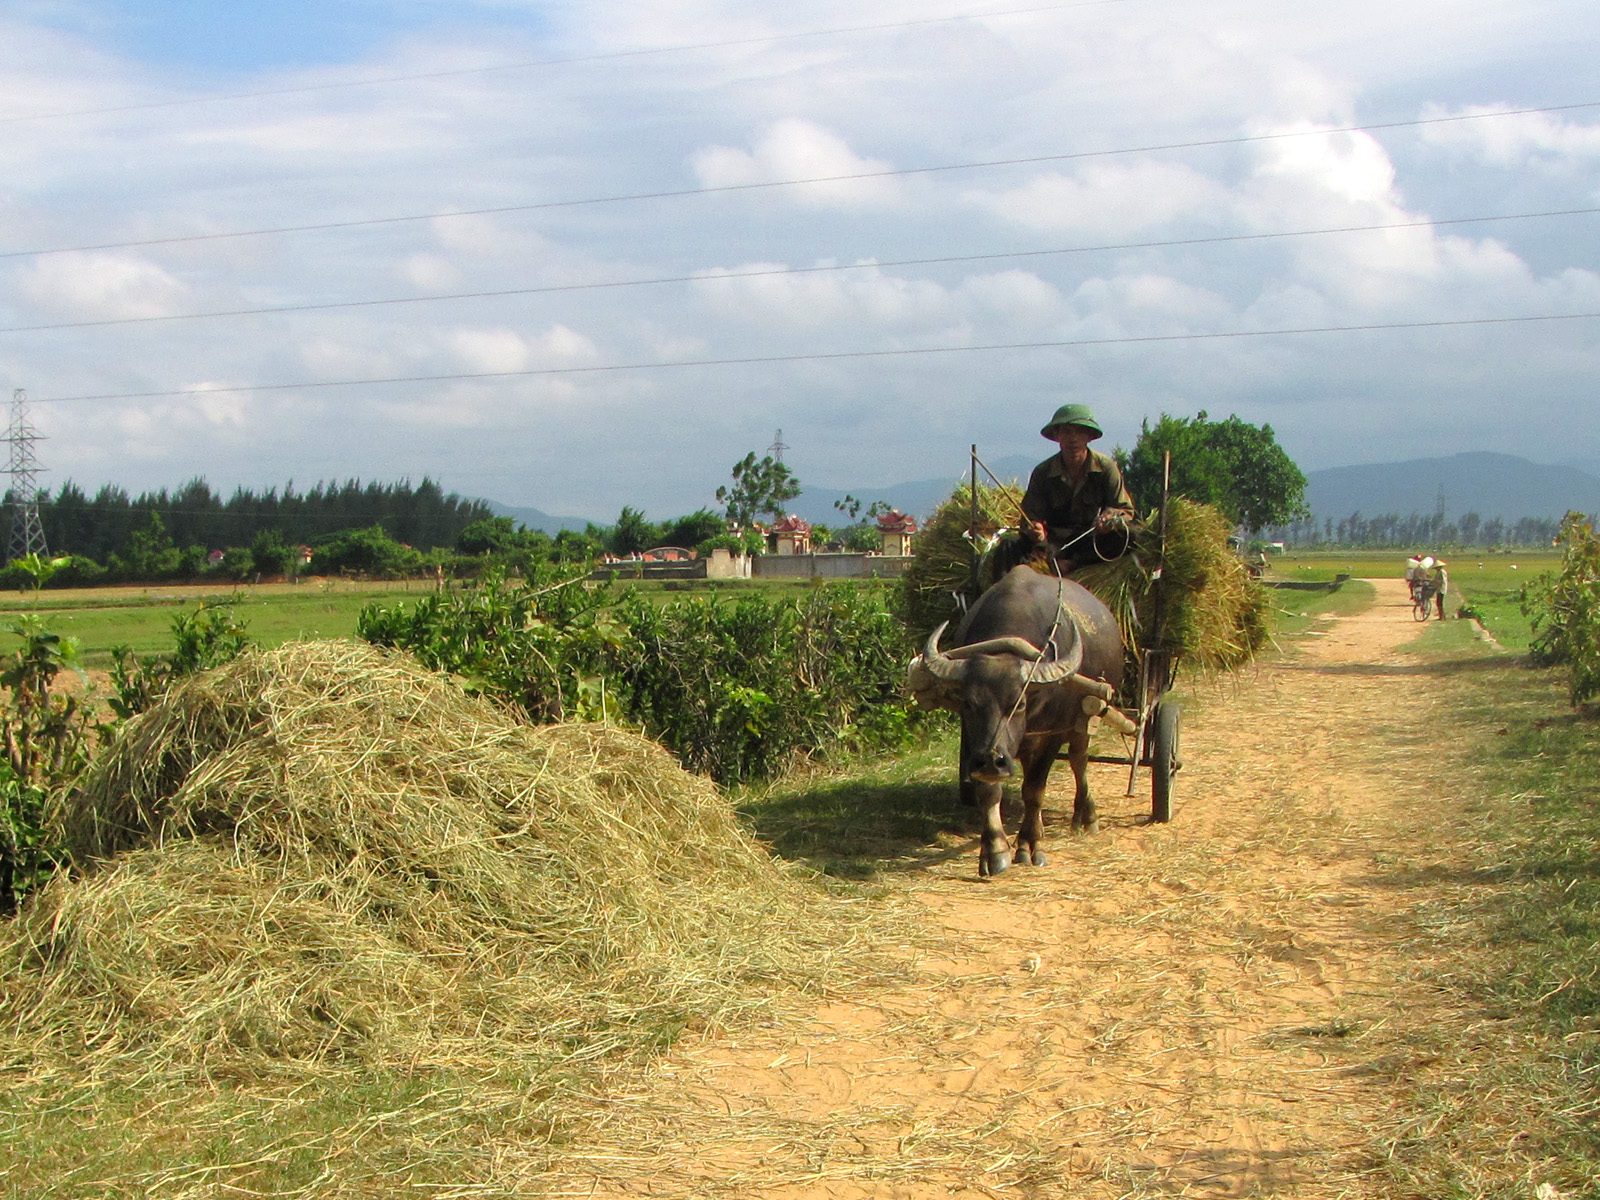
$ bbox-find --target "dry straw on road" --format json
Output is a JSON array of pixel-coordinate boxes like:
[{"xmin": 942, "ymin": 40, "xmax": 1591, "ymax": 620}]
[{"xmin": 2, "ymin": 640, "xmax": 877, "ymax": 1087}]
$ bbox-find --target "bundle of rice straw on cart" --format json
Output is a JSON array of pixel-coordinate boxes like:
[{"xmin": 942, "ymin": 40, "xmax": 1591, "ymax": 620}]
[{"xmin": 898, "ymin": 481, "xmax": 1269, "ymax": 675}]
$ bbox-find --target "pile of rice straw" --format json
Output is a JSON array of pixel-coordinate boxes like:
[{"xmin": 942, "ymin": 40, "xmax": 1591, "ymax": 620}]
[
  {"xmin": 1, "ymin": 641, "xmax": 866, "ymax": 1081},
  {"xmin": 900, "ymin": 485, "xmax": 1268, "ymax": 674}
]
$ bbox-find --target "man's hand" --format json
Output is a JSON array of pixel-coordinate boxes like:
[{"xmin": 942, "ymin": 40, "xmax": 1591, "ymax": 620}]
[
  {"xmin": 1021, "ymin": 518, "xmax": 1048, "ymax": 543},
  {"xmin": 1094, "ymin": 508, "xmax": 1132, "ymax": 531}
]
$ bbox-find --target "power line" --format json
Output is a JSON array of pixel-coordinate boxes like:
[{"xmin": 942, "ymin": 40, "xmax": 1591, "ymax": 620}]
[
  {"xmin": 4, "ymin": 205, "xmax": 1595, "ymax": 335},
  {"xmin": 6, "ymin": 102, "xmax": 1596, "ymax": 261},
  {"xmin": 32, "ymin": 309, "xmax": 1600, "ymax": 406},
  {"xmin": 0, "ymin": 2, "xmax": 1134, "ymax": 126}
]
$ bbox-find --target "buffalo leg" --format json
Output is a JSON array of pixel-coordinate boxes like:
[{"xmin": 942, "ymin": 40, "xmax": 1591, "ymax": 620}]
[
  {"xmin": 976, "ymin": 779, "xmax": 1011, "ymax": 877},
  {"xmin": 1066, "ymin": 727, "xmax": 1097, "ymax": 833},
  {"xmin": 1015, "ymin": 737, "xmax": 1065, "ymax": 866},
  {"xmin": 957, "ymin": 724, "xmax": 981, "ymax": 808}
]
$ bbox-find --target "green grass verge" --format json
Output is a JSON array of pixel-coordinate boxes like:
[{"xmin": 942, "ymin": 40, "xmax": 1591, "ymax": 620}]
[
  {"xmin": 1266, "ymin": 577, "xmax": 1377, "ymax": 640},
  {"xmin": 0, "ymin": 583, "xmax": 430, "ymax": 669},
  {"xmin": 1366, "ymin": 630, "xmax": 1600, "ymax": 1195},
  {"xmin": 735, "ymin": 732, "xmax": 963, "ymax": 881}
]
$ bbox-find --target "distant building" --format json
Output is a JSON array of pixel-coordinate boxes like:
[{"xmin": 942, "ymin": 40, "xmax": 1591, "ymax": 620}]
[
  {"xmin": 771, "ymin": 514, "xmax": 812, "ymax": 556},
  {"xmin": 876, "ymin": 509, "xmax": 917, "ymax": 556},
  {"xmin": 207, "ymin": 549, "xmax": 226, "ymax": 567}
]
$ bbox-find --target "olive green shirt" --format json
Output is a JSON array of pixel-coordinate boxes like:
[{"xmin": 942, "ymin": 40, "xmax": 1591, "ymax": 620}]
[{"xmin": 1020, "ymin": 448, "xmax": 1135, "ymax": 545}]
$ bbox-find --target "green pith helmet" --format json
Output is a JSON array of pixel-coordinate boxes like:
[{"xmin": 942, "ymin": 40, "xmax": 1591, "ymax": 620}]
[{"xmin": 1040, "ymin": 402, "xmax": 1103, "ymax": 440}]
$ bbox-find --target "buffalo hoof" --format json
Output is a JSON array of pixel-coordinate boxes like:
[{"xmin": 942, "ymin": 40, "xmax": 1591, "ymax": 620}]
[
  {"xmin": 979, "ymin": 849, "xmax": 1011, "ymax": 877},
  {"xmin": 1029, "ymin": 849, "xmax": 1047, "ymax": 867},
  {"xmin": 1072, "ymin": 817, "xmax": 1099, "ymax": 835}
]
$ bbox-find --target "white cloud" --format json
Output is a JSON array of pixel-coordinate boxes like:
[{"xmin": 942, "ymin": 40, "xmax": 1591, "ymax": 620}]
[
  {"xmin": 17, "ymin": 251, "xmax": 187, "ymax": 320},
  {"xmin": 691, "ymin": 261, "xmax": 948, "ymax": 328},
  {"xmin": 691, "ymin": 119, "xmax": 899, "ymax": 207},
  {"xmin": 3, "ymin": 1, "xmax": 1599, "ymax": 513},
  {"xmin": 399, "ymin": 254, "xmax": 461, "ymax": 291},
  {"xmin": 965, "ymin": 161, "xmax": 1230, "ymax": 237},
  {"xmin": 452, "ymin": 327, "xmax": 532, "ymax": 373},
  {"xmin": 1418, "ymin": 105, "xmax": 1600, "ymax": 166}
]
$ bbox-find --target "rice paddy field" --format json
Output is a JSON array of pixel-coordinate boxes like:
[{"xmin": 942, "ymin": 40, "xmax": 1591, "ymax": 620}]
[
  {"xmin": 1268, "ymin": 548, "xmax": 1561, "ymax": 650},
  {"xmin": 0, "ymin": 576, "xmax": 860, "ymax": 669}
]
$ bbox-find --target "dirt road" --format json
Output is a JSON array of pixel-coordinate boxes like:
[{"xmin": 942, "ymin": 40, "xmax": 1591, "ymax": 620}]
[{"xmin": 550, "ymin": 580, "xmax": 1468, "ymax": 1197}]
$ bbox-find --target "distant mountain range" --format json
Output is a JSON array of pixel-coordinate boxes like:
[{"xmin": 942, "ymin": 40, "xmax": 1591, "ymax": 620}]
[
  {"xmin": 483, "ymin": 500, "xmax": 596, "ymax": 535},
  {"xmin": 487, "ymin": 450, "xmax": 1600, "ymax": 534},
  {"xmin": 1300, "ymin": 452, "xmax": 1600, "ymax": 525}
]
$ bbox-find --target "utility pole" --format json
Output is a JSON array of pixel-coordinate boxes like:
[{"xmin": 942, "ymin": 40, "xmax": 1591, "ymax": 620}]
[
  {"xmin": 767, "ymin": 428, "xmax": 789, "ymax": 464},
  {"xmin": 5, "ymin": 389, "xmax": 48, "ymax": 561}
]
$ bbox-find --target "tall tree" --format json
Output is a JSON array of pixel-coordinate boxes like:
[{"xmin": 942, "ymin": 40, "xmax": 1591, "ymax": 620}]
[
  {"xmin": 1118, "ymin": 411, "xmax": 1307, "ymax": 532},
  {"xmin": 716, "ymin": 452, "xmax": 800, "ymax": 525}
]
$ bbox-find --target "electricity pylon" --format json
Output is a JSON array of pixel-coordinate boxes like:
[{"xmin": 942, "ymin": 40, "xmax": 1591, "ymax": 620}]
[{"xmin": 5, "ymin": 389, "xmax": 48, "ymax": 561}]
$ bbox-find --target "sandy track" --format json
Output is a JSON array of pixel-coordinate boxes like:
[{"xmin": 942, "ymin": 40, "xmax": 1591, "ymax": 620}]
[{"xmin": 548, "ymin": 580, "xmax": 1453, "ymax": 1197}]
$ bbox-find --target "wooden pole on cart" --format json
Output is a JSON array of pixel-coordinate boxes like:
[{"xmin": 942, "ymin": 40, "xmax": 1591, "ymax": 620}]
[
  {"xmin": 969, "ymin": 444, "xmax": 980, "ymax": 600},
  {"xmin": 1128, "ymin": 450, "xmax": 1172, "ymax": 807}
]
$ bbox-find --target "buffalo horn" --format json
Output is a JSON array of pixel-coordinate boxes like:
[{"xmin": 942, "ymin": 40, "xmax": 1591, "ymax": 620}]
[
  {"xmin": 1024, "ymin": 619, "xmax": 1085, "ymax": 684},
  {"xmin": 916, "ymin": 622, "xmax": 966, "ymax": 682},
  {"xmin": 945, "ymin": 636, "xmax": 1044, "ymax": 660}
]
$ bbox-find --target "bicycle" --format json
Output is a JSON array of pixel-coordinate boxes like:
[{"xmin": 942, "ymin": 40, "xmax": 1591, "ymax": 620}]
[{"xmin": 1413, "ymin": 582, "xmax": 1437, "ymax": 621}]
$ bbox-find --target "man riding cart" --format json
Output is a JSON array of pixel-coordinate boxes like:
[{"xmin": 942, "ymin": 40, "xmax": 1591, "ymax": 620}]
[{"xmin": 991, "ymin": 403, "xmax": 1136, "ymax": 578}]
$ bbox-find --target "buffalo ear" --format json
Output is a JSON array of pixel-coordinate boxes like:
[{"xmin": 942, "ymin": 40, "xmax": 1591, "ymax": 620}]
[{"xmin": 906, "ymin": 659, "xmax": 961, "ymax": 711}]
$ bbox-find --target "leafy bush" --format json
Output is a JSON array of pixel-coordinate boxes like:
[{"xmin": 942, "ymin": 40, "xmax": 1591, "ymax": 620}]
[
  {"xmin": 605, "ymin": 586, "xmax": 923, "ymax": 783},
  {"xmin": 110, "ymin": 599, "xmax": 254, "ymax": 719},
  {"xmin": 358, "ymin": 566, "xmax": 617, "ymax": 722},
  {"xmin": 309, "ymin": 525, "xmax": 424, "ymax": 577},
  {"xmin": 359, "ymin": 573, "xmax": 929, "ymax": 785},
  {"xmin": 1522, "ymin": 511, "xmax": 1600, "ymax": 705},
  {"xmin": 0, "ymin": 618, "xmax": 91, "ymax": 914}
]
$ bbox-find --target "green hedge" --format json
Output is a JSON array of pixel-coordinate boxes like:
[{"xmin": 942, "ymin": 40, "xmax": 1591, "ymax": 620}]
[{"xmin": 358, "ymin": 572, "xmax": 931, "ymax": 784}]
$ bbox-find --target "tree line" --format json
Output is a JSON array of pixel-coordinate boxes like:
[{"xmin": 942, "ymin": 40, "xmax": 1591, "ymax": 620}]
[
  {"xmin": 7, "ymin": 477, "xmax": 493, "ymax": 563},
  {"xmin": 1267, "ymin": 511, "xmax": 1572, "ymax": 548}
]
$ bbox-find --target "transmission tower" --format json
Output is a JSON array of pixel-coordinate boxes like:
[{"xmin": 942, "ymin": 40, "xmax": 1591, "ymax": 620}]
[
  {"xmin": 5, "ymin": 389, "xmax": 48, "ymax": 561},
  {"xmin": 767, "ymin": 428, "xmax": 789, "ymax": 463}
]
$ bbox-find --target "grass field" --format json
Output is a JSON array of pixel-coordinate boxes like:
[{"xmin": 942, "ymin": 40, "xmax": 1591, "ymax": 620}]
[
  {"xmin": 1269, "ymin": 549, "xmax": 1560, "ymax": 651},
  {"xmin": 0, "ymin": 575, "xmax": 891, "ymax": 669},
  {"xmin": 0, "ymin": 580, "xmax": 433, "ymax": 668}
]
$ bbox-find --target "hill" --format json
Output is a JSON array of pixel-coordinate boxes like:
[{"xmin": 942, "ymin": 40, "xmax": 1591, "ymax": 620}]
[
  {"xmin": 483, "ymin": 500, "xmax": 596, "ymax": 536},
  {"xmin": 487, "ymin": 451, "xmax": 1600, "ymax": 538},
  {"xmin": 1303, "ymin": 452, "xmax": 1600, "ymax": 523}
]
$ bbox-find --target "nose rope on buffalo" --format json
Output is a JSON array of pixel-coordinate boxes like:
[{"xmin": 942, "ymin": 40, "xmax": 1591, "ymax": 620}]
[
  {"xmin": 988, "ymin": 526, "xmax": 1133, "ymax": 758},
  {"xmin": 990, "ymin": 544, "xmax": 1073, "ymax": 754}
]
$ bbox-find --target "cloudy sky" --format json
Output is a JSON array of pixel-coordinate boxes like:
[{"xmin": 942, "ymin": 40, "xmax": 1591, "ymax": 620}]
[{"xmin": 1, "ymin": 0, "xmax": 1597, "ymax": 522}]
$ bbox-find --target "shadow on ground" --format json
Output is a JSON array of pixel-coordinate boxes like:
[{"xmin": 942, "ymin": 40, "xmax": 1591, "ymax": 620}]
[{"xmin": 739, "ymin": 774, "xmax": 980, "ymax": 879}]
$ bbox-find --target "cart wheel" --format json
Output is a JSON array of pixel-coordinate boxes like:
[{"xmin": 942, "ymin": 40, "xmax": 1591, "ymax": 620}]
[{"xmin": 1150, "ymin": 701, "xmax": 1180, "ymax": 823}]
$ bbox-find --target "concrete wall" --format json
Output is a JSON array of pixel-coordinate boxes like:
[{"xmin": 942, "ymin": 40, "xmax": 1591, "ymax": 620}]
[
  {"xmin": 589, "ymin": 552, "xmax": 911, "ymax": 582},
  {"xmin": 752, "ymin": 553, "xmax": 913, "ymax": 579}
]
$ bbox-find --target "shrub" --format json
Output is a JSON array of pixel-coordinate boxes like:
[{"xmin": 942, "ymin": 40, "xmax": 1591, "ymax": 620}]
[
  {"xmin": 0, "ymin": 618, "xmax": 91, "ymax": 914},
  {"xmin": 110, "ymin": 598, "xmax": 254, "ymax": 719},
  {"xmin": 310, "ymin": 525, "xmax": 424, "ymax": 577},
  {"xmin": 358, "ymin": 565, "xmax": 615, "ymax": 723},
  {"xmin": 604, "ymin": 585, "xmax": 923, "ymax": 783},
  {"xmin": 1522, "ymin": 512, "xmax": 1600, "ymax": 705},
  {"xmin": 359, "ymin": 573, "xmax": 928, "ymax": 785}
]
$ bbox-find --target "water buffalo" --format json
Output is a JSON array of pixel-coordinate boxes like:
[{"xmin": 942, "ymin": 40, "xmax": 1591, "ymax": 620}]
[{"xmin": 908, "ymin": 565, "xmax": 1129, "ymax": 876}]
